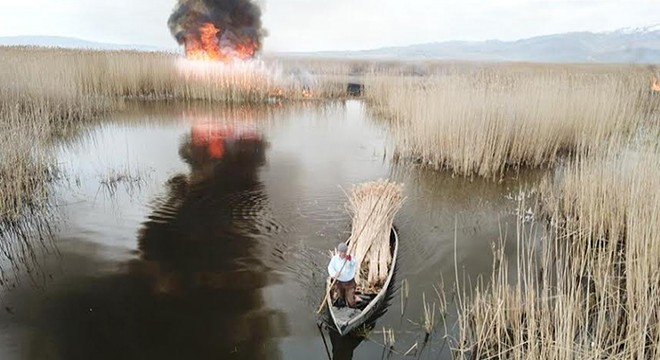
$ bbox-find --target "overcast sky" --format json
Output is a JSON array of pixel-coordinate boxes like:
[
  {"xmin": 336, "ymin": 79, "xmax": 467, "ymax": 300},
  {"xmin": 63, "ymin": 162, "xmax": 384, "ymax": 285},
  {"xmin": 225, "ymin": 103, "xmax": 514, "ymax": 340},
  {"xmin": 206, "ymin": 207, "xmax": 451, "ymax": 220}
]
[{"xmin": 0, "ymin": 0, "xmax": 658, "ymax": 52}]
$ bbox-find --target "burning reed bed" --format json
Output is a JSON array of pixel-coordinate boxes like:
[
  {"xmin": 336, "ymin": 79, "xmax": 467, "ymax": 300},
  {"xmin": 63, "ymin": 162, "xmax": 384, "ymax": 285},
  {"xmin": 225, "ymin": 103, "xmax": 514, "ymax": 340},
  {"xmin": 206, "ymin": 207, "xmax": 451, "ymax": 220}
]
[
  {"xmin": 0, "ymin": 46, "xmax": 345, "ymax": 105},
  {"xmin": 365, "ymin": 65, "xmax": 659, "ymax": 178},
  {"xmin": 456, "ymin": 136, "xmax": 660, "ymax": 359}
]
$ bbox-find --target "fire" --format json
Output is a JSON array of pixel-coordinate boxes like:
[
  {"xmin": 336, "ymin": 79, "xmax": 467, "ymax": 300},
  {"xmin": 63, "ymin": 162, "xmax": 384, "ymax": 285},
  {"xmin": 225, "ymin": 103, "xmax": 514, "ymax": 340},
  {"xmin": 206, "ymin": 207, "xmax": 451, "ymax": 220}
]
[
  {"xmin": 185, "ymin": 23, "xmax": 223, "ymax": 61},
  {"xmin": 234, "ymin": 40, "xmax": 257, "ymax": 60},
  {"xmin": 652, "ymin": 77, "xmax": 660, "ymax": 92},
  {"xmin": 302, "ymin": 88, "xmax": 314, "ymax": 98},
  {"xmin": 185, "ymin": 22, "xmax": 257, "ymax": 62}
]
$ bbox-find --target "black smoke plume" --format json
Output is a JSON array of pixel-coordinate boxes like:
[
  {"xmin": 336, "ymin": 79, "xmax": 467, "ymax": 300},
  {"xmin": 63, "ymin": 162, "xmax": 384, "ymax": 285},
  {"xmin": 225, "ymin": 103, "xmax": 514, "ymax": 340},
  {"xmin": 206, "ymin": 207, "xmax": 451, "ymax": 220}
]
[{"xmin": 168, "ymin": 0, "xmax": 266, "ymax": 54}]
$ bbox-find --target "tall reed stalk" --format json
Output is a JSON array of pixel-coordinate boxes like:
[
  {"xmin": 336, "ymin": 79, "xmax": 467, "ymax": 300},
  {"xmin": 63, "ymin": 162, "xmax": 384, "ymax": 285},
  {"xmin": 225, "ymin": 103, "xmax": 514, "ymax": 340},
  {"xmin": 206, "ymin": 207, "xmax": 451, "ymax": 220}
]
[{"xmin": 456, "ymin": 134, "xmax": 660, "ymax": 359}]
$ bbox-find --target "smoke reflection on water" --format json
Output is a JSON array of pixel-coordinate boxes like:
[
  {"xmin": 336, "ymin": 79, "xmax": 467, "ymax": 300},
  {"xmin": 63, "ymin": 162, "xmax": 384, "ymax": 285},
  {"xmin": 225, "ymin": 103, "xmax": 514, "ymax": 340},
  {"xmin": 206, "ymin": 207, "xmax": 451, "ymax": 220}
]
[
  {"xmin": 27, "ymin": 108, "xmax": 284, "ymax": 359},
  {"xmin": 0, "ymin": 104, "xmax": 289, "ymax": 360},
  {"xmin": 0, "ymin": 101, "xmax": 545, "ymax": 360}
]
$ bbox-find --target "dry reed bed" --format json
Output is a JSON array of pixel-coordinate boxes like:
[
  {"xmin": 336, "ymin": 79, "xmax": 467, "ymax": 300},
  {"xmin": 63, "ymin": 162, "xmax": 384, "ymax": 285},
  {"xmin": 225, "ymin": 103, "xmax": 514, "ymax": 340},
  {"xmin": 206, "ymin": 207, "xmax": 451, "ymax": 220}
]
[
  {"xmin": 0, "ymin": 53, "xmax": 112, "ymax": 225},
  {"xmin": 365, "ymin": 66, "xmax": 658, "ymax": 178},
  {"xmin": 0, "ymin": 101, "xmax": 61, "ymax": 284},
  {"xmin": 456, "ymin": 136, "xmax": 660, "ymax": 359}
]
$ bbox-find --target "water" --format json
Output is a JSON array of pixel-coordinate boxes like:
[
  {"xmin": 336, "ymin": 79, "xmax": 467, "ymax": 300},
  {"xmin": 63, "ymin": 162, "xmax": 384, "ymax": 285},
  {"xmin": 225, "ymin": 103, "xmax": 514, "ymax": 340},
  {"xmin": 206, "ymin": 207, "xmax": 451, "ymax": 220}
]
[{"xmin": 0, "ymin": 101, "xmax": 541, "ymax": 360}]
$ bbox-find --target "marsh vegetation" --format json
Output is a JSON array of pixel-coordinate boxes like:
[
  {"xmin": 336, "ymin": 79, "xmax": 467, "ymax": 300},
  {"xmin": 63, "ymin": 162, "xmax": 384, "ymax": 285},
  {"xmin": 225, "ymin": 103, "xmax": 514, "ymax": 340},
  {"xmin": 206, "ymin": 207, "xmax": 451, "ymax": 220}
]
[
  {"xmin": 364, "ymin": 65, "xmax": 658, "ymax": 178},
  {"xmin": 0, "ymin": 45, "xmax": 658, "ymax": 359}
]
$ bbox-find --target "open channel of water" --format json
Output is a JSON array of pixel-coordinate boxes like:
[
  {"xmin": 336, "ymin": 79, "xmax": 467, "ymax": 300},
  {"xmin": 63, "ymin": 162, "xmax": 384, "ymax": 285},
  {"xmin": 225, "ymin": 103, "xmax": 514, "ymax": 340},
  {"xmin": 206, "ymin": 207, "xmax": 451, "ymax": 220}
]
[{"xmin": 0, "ymin": 100, "xmax": 542, "ymax": 360}]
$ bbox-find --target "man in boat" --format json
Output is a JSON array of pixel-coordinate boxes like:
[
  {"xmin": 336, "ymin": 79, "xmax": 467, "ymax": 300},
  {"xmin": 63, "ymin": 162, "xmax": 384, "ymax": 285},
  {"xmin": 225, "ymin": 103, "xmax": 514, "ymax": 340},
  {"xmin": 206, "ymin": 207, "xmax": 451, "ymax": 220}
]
[{"xmin": 327, "ymin": 242, "xmax": 361, "ymax": 308}]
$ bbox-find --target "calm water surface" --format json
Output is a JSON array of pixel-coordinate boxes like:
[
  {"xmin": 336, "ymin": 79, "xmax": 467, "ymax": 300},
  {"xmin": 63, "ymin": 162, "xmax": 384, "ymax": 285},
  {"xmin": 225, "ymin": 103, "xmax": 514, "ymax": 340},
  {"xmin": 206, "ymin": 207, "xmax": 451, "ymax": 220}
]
[{"xmin": 0, "ymin": 101, "xmax": 541, "ymax": 360}]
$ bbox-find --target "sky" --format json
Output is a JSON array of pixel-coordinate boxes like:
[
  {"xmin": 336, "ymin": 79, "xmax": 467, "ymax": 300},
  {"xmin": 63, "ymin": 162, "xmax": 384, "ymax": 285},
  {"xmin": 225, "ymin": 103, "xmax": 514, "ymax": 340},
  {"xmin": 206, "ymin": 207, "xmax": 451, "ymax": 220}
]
[{"xmin": 0, "ymin": 0, "xmax": 659, "ymax": 52}]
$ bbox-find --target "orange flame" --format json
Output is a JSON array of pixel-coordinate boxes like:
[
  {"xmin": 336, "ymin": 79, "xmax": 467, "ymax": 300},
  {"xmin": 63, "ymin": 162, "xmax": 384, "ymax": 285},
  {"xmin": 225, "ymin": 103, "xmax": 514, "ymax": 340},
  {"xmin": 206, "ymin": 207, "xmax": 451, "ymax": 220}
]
[
  {"xmin": 652, "ymin": 77, "xmax": 660, "ymax": 92},
  {"xmin": 302, "ymin": 88, "xmax": 314, "ymax": 98},
  {"xmin": 185, "ymin": 22, "xmax": 257, "ymax": 62},
  {"xmin": 234, "ymin": 40, "xmax": 257, "ymax": 60}
]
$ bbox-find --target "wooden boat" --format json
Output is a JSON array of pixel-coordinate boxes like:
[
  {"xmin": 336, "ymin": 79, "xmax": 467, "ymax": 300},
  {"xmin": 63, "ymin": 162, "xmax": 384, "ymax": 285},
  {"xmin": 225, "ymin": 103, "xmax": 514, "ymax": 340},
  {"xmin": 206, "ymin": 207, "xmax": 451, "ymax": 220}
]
[{"xmin": 325, "ymin": 227, "xmax": 399, "ymax": 336}]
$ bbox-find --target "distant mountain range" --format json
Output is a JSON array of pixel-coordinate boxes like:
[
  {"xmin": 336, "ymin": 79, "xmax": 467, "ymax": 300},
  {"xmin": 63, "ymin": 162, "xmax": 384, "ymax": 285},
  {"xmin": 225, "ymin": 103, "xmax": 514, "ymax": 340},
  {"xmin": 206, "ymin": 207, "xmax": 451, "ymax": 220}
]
[
  {"xmin": 2, "ymin": 25, "xmax": 660, "ymax": 63},
  {"xmin": 298, "ymin": 25, "xmax": 660, "ymax": 63},
  {"xmin": 0, "ymin": 35, "xmax": 176, "ymax": 53}
]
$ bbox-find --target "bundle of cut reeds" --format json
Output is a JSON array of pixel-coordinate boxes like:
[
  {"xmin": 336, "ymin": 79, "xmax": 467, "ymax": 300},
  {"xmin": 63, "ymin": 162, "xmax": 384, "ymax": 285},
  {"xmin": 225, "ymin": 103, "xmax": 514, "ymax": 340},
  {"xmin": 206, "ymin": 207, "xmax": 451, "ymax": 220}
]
[{"xmin": 347, "ymin": 179, "xmax": 404, "ymax": 293}]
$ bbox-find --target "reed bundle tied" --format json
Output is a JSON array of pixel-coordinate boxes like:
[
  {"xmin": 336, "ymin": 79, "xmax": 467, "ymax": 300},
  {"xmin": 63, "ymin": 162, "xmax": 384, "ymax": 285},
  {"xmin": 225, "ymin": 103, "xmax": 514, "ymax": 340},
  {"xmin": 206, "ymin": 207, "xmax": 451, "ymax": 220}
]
[{"xmin": 347, "ymin": 179, "xmax": 404, "ymax": 293}]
